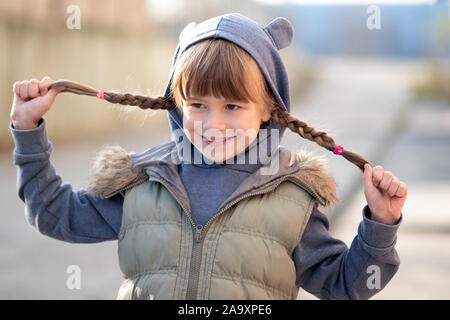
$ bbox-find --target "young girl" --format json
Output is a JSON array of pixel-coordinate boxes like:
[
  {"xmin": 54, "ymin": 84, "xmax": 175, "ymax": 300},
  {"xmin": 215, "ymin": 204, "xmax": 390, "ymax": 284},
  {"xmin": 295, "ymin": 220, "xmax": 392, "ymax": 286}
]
[{"xmin": 10, "ymin": 13, "xmax": 407, "ymax": 300}]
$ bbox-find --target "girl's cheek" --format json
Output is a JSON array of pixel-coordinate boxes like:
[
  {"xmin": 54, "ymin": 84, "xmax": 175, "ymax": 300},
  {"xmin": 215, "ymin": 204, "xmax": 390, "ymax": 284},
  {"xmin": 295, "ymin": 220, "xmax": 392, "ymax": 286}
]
[
  {"xmin": 181, "ymin": 124, "xmax": 195, "ymax": 143},
  {"xmin": 233, "ymin": 131, "xmax": 257, "ymax": 151},
  {"xmin": 182, "ymin": 116, "xmax": 201, "ymax": 138}
]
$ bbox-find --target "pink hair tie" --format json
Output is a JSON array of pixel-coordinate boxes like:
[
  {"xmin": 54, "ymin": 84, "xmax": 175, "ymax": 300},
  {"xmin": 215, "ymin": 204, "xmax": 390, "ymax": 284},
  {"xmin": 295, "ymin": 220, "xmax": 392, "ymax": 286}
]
[
  {"xmin": 97, "ymin": 89, "xmax": 105, "ymax": 100},
  {"xmin": 333, "ymin": 145, "xmax": 344, "ymax": 155}
]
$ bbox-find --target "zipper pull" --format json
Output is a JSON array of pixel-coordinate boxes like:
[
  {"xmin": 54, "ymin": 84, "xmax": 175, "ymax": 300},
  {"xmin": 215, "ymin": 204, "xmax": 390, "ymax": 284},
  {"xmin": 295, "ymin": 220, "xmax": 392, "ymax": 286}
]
[{"xmin": 195, "ymin": 225, "xmax": 203, "ymax": 243}]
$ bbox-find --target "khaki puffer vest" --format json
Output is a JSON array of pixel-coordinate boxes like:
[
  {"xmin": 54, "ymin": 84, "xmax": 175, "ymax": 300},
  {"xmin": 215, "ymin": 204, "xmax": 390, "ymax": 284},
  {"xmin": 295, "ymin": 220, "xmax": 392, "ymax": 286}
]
[
  {"xmin": 117, "ymin": 176, "xmax": 315, "ymax": 299},
  {"xmin": 85, "ymin": 142, "xmax": 339, "ymax": 300}
]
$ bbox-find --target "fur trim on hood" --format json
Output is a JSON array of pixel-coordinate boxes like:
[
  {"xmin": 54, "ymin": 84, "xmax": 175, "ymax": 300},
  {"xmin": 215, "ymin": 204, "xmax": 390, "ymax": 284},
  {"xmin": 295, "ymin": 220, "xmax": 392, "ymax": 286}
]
[
  {"xmin": 289, "ymin": 148, "xmax": 339, "ymax": 208},
  {"xmin": 84, "ymin": 144, "xmax": 338, "ymax": 208},
  {"xmin": 84, "ymin": 145, "xmax": 147, "ymax": 200}
]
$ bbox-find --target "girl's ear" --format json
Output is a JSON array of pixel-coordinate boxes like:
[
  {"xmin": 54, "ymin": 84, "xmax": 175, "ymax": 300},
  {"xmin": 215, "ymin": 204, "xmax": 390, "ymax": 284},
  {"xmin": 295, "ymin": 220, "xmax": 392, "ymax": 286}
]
[{"xmin": 263, "ymin": 17, "xmax": 294, "ymax": 50}]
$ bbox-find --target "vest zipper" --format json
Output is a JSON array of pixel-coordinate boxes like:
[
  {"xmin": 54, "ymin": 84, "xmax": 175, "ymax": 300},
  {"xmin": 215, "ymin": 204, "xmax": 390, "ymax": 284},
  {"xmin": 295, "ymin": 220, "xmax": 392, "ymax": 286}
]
[
  {"xmin": 145, "ymin": 176, "xmax": 204, "ymax": 300},
  {"xmin": 185, "ymin": 224, "xmax": 204, "ymax": 300},
  {"xmin": 183, "ymin": 173, "xmax": 322, "ymax": 300},
  {"xmin": 147, "ymin": 172, "xmax": 322, "ymax": 300}
]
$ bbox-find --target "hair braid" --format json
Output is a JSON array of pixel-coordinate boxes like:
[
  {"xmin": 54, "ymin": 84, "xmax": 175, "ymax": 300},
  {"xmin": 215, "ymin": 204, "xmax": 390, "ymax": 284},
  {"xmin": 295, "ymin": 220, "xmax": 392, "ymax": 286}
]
[
  {"xmin": 49, "ymin": 80, "xmax": 177, "ymax": 111},
  {"xmin": 270, "ymin": 107, "xmax": 373, "ymax": 173},
  {"xmin": 49, "ymin": 79, "xmax": 372, "ymax": 173}
]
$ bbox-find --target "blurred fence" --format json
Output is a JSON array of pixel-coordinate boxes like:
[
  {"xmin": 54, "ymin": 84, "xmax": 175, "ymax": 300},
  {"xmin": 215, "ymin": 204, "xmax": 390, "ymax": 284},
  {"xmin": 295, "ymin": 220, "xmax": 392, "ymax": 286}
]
[
  {"xmin": 0, "ymin": 18, "xmax": 179, "ymax": 152},
  {"xmin": 0, "ymin": 0, "xmax": 313, "ymax": 152}
]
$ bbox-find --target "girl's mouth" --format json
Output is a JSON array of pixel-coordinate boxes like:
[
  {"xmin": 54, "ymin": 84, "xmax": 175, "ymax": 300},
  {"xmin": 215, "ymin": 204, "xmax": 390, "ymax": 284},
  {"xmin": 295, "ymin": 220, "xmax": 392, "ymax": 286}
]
[{"xmin": 202, "ymin": 135, "xmax": 236, "ymax": 145}]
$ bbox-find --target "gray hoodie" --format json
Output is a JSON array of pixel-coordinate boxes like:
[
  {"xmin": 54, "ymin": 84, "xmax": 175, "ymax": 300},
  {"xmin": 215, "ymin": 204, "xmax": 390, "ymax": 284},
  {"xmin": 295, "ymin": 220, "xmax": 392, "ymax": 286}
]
[
  {"xmin": 164, "ymin": 13, "xmax": 290, "ymax": 227},
  {"xmin": 10, "ymin": 13, "xmax": 402, "ymax": 300}
]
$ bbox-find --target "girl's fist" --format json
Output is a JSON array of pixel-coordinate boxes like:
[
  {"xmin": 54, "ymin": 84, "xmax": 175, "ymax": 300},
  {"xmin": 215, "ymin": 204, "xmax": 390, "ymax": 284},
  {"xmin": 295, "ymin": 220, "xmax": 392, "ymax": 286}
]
[
  {"xmin": 10, "ymin": 76, "xmax": 63, "ymax": 130},
  {"xmin": 363, "ymin": 163, "xmax": 408, "ymax": 225}
]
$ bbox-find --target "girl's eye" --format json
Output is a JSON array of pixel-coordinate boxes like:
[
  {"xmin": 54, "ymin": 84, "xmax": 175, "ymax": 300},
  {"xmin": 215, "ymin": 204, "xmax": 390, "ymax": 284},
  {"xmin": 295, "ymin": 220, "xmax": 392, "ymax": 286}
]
[
  {"xmin": 190, "ymin": 103, "xmax": 240, "ymax": 110},
  {"xmin": 226, "ymin": 104, "xmax": 240, "ymax": 111}
]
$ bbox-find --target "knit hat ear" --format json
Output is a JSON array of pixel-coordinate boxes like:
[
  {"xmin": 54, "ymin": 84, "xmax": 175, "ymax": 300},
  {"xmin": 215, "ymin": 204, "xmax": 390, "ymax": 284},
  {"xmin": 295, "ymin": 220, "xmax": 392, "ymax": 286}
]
[
  {"xmin": 179, "ymin": 21, "xmax": 197, "ymax": 42},
  {"xmin": 263, "ymin": 17, "xmax": 294, "ymax": 50}
]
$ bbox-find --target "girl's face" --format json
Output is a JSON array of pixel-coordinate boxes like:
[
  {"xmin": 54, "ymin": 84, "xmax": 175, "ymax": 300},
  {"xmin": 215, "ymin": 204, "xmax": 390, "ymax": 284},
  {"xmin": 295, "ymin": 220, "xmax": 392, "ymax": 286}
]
[{"xmin": 182, "ymin": 95, "xmax": 271, "ymax": 163}]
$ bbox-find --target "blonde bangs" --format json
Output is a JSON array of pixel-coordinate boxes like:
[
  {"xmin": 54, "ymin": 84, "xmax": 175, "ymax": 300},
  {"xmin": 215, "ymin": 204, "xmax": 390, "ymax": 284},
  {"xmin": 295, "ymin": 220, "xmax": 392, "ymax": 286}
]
[{"xmin": 171, "ymin": 39, "xmax": 272, "ymax": 110}]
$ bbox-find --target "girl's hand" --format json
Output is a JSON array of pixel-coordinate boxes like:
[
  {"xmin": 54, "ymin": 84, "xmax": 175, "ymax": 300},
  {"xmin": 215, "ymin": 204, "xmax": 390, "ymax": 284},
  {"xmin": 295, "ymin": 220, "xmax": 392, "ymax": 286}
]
[
  {"xmin": 363, "ymin": 163, "xmax": 408, "ymax": 225},
  {"xmin": 10, "ymin": 76, "xmax": 63, "ymax": 130}
]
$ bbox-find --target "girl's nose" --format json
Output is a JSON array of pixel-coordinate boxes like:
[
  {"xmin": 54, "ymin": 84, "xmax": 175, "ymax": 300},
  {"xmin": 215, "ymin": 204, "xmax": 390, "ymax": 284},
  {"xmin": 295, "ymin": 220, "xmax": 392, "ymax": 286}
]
[{"xmin": 204, "ymin": 110, "xmax": 226, "ymax": 131}]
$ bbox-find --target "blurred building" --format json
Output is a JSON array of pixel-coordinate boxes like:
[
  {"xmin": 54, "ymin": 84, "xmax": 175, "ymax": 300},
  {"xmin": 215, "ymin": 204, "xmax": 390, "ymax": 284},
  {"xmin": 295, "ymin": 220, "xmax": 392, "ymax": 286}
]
[
  {"xmin": 280, "ymin": 2, "xmax": 449, "ymax": 57},
  {"xmin": 0, "ymin": 0, "xmax": 154, "ymax": 36},
  {"xmin": 145, "ymin": 0, "xmax": 285, "ymax": 37}
]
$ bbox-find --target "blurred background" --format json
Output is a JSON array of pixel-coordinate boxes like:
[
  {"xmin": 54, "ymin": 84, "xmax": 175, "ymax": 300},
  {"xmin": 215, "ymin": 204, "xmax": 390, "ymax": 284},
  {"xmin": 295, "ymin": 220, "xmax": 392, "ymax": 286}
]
[{"xmin": 0, "ymin": 0, "xmax": 448, "ymax": 299}]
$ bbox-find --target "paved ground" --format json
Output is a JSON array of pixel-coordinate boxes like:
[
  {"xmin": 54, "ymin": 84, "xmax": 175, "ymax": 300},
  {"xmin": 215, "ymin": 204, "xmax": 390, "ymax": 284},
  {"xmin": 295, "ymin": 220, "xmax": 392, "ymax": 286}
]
[
  {"xmin": 1, "ymin": 58, "xmax": 448, "ymax": 299},
  {"xmin": 295, "ymin": 58, "xmax": 450, "ymax": 300},
  {"xmin": 327, "ymin": 97, "xmax": 450, "ymax": 300}
]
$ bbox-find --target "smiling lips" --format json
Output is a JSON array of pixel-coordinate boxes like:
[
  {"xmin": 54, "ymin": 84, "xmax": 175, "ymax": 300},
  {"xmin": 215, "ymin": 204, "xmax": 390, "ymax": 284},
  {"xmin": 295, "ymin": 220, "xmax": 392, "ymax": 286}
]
[{"xmin": 202, "ymin": 135, "xmax": 236, "ymax": 144}]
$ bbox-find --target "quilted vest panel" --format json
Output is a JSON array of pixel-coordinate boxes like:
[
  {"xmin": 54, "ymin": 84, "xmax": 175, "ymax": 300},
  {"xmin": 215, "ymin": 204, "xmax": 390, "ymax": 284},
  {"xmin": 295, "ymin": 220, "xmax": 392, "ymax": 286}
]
[{"xmin": 116, "ymin": 178, "xmax": 315, "ymax": 300}]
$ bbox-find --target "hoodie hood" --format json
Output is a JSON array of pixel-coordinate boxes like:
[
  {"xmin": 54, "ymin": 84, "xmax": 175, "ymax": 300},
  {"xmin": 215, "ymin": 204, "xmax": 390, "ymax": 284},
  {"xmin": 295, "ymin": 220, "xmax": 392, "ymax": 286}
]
[{"xmin": 164, "ymin": 13, "xmax": 294, "ymax": 167}]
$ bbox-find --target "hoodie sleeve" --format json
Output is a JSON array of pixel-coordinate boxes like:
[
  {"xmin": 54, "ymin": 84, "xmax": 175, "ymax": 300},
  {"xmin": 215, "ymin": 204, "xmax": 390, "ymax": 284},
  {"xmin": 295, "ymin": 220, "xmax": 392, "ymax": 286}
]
[
  {"xmin": 9, "ymin": 118, "xmax": 123, "ymax": 243},
  {"xmin": 294, "ymin": 201, "xmax": 401, "ymax": 300}
]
